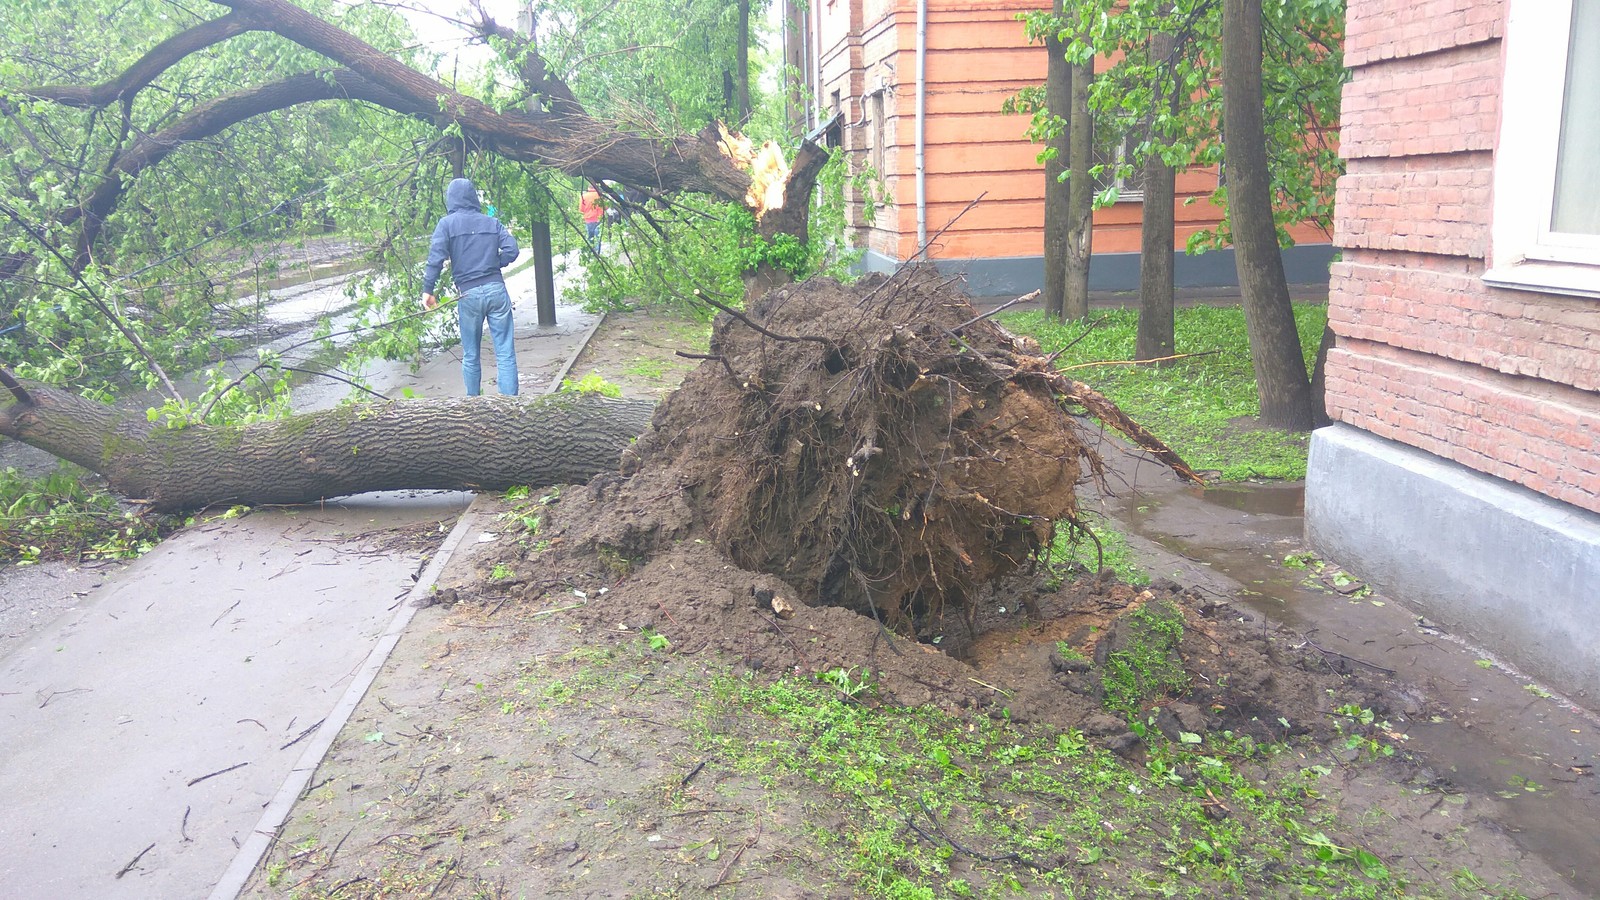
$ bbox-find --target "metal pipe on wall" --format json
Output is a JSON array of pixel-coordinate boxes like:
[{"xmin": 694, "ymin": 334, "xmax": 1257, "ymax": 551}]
[{"xmin": 915, "ymin": 0, "xmax": 928, "ymax": 249}]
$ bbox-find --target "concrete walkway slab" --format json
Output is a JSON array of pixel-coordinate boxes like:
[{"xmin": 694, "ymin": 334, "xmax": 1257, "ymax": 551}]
[{"xmin": 0, "ymin": 492, "xmax": 468, "ymax": 897}]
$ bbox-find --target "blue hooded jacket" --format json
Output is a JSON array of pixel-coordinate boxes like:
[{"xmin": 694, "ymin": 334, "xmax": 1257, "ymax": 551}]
[{"xmin": 422, "ymin": 178, "xmax": 519, "ymax": 294}]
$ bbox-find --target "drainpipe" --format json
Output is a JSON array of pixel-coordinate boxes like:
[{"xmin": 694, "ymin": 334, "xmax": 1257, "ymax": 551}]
[
  {"xmin": 811, "ymin": 2, "xmax": 823, "ymax": 132},
  {"xmin": 915, "ymin": 0, "xmax": 928, "ymax": 250}
]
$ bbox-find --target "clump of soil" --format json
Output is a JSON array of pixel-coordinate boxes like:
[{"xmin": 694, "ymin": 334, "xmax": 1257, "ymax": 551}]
[{"xmin": 475, "ymin": 270, "xmax": 1395, "ymax": 740}]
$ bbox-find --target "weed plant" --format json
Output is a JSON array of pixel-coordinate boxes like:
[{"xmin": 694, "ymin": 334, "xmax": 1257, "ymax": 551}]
[{"xmin": 1000, "ymin": 304, "xmax": 1327, "ymax": 480}]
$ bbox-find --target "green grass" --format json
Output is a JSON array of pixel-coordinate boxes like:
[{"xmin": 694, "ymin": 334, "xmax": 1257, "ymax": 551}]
[
  {"xmin": 1045, "ymin": 513, "xmax": 1149, "ymax": 586},
  {"xmin": 683, "ymin": 670, "xmax": 1507, "ymax": 900},
  {"xmin": 1099, "ymin": 600, "xmax": 1189, "ymax": 717},
  {"xmin": 1000, "ymin": 303, "xmax": 1326, "ymax": 480},
  {"xmin": 622, "ymin": 357, "xmax": 671, "ymax": 379},
  {"xmin": 274, "ymin": 628, "xmax": 1527, "ymax": 900}
]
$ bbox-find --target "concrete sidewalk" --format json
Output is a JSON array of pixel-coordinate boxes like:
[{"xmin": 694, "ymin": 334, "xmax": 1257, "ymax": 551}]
[{"xmin": 0, "ymin": 258, "xmax": 603, "ymax": 898}]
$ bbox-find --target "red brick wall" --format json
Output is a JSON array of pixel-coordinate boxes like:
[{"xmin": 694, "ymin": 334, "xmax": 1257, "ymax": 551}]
[{"xmin": 1328, "ymin": 0, "xmax": 1600, "ymax": 513}]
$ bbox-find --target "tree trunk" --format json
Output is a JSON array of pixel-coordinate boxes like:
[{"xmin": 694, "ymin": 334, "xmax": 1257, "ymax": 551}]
[
  {"xmin": 1042, "ymin": 4, "xmax": 1070, "ymax": 320},
  {"xmin": 735, "ymin": 0, "xmax": 753, "ymax": 125},
  {"xmin": 1221, "ymin": 0, "xmax": 1314, "ymax": 431},
  {"xmin": 1063, "ymin": 58, "xmax": 1094, "ymax": 321},
  {"xmin": 0, "ymin": 380, "xmax": 654, "ymax": 512},
  {"xmin": 530, "ymin": 215, "xmax": 558, "ymax": 326},
  {"xmin": 1309, "ymin": 324, "xmax": 1334, "ymax": 428},
  {"xmin": 1135, "ymin": 32, "xmax": 1177, "ymax": 363}
]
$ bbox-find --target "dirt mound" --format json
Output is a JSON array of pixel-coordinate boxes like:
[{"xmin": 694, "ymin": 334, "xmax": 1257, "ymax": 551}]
[{"xmin": 474, "ymin": 272, "xmax": 1394, "ymax": 740}]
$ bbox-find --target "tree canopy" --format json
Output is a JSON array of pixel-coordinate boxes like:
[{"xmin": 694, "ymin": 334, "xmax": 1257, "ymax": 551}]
[{"xmin": 1, "ymin": 0, "xmax": 811, "ymax": 416}]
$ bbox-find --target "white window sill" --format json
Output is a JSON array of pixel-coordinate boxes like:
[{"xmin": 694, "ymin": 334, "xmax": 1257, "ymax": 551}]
[{"xmin": 1483, "ymin": 260, "xmax": 1600, "ymax": 300}]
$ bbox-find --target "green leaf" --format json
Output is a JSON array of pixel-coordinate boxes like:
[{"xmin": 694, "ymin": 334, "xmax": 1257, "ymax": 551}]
[{"xmin": 1355, "ymin": 849, "xmax": 1388, "ymax": 879}]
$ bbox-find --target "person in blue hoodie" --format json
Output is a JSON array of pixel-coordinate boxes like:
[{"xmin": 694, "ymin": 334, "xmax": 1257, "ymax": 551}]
[{"xmin": 422, "ymin": 177, "xmax": 521, "ymax": 395}]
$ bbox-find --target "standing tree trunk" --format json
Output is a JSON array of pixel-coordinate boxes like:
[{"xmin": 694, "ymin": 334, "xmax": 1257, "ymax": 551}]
[
  {"xmin": 1309, "ymin": 325, "xmax": 1334, "ymax": 428},
  {"xmin": 1135, "ymin": 32, "xmax": 1177, "ymax": 362},
  {"xmin": 0, "ymin": 378, "xmax": 655, "ymax": 512},
  {"xmin": 521, "ymin": 4, "xmax": 559, "ymax": 327},
  {"xmin": 1221, "ymin": 0, "xmax": 1314, "ymax": 431},
  {"xmin": 1042, "ymin": 2, "xmax": 1071, "ymax": 320},
  {"xmin": 1064, "ymin": 58, "xmax": 1095, "ymax": 320},
  {"xmin": 735, "ymin": 0, "xmax": 753, "ymax": 125}
]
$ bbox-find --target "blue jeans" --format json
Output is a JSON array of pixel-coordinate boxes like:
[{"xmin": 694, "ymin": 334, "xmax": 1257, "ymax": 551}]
[
  {"xmin": 457, "ymin": 281, "xmax": 518, "ymax": 395},
  {"xmin": 585, "ymin": 221, "xmax": 601, "ymax": 252}
]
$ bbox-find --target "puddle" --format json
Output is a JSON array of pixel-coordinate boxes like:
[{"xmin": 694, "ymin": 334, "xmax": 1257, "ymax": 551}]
[
  {"xmin": 1193, "ymin": 483, "xmax": 1305, "ymax": 517},
  {"xmin": 1096, "ymin": 480, "xmax": 1600, "ymax": 895}
]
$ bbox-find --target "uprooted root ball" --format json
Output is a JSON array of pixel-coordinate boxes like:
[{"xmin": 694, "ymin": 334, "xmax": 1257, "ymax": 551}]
[{"xmin": 565, "ymin": 271, "xmax": 1157, "ymax": 633}]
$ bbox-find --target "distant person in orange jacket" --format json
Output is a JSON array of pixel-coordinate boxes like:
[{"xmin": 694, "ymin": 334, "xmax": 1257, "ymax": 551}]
[{"xmin": 580, "ymin": 184, "xmax": 603, "ymax": 253}]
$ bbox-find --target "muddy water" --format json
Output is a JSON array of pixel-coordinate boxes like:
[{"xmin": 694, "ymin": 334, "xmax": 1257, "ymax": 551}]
[{"xmin": 1096, "ymin": 480, "xmax": 1600, "ymax": 895}]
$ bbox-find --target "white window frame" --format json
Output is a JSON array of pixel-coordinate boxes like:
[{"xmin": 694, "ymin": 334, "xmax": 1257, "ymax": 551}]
[{"xmin": 1485, "ymin": 0, "xmax": 1600, "ymax": 299}]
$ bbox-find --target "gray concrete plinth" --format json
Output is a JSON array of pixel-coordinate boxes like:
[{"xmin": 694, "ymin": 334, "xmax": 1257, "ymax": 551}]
[{"xmin": 1305, "ymin": 424, "xmax": 1600, "ymax": 701}]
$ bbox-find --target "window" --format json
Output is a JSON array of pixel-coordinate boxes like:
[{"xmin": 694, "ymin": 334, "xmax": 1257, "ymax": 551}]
[
  {"xmin": 870, "ymin": 91, "xmax": 886, "ymax": 174},
  {"xmin": 1486, "ymin": 0, "xmax": 1600, "ymax": 297},
  {"xmin": 1092, "ymin": 126, "xmax": 1146, "ymax": 204}
]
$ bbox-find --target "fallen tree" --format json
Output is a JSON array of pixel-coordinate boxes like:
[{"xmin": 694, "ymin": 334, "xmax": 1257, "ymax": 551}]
[
  {"xmin": 5, "ymin": 0, "xmax": 825, "ymax": 284},
  {"xmin": 3, "ymin": 275, "xmax": 1196, "ymax": 625},
  {"xmin": 0, "ymin": 369, "xmax": 653, "ymax": 511}
]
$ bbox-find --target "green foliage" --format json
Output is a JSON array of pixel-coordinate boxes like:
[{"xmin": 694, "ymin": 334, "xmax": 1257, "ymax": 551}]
[
  {"xmin": 0, "ymin": 464, "xmax": 170, "ymax": 563},
  {"xmin": 1011, "ymin": 0, "xmax": 1346, "ymax": 248},
  {"xmin": 569, "ymin": 152, "xmax": 859, "ymax": 318},
  {"xmin": 500, "ymin": 485, "xmax": 557, "ymax": 538},
  {"xmin": 1001, "ymin": 303, "xmax": 1326, "ymax": 479},
  {"xmin": 819, "ymin": 666, "xmax": 877, "ymax": 700},
  {"xmin": 1, "ymin": 0, "xmax": 438, "ymax": 400},
  {"xmin": 518, "ymin": 0, "xmax": 775, "ymax": 137},
  {"xmin": 684, "ymin": 670, "xmax": 1450, "ymax": 898}
]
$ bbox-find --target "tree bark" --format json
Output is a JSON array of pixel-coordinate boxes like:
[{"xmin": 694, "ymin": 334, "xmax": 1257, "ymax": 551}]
[
  {"xmin": 1064, "ymin": 59, "xmax": 1094, "ymax": 321},
  {"xmin": 1135, "ymin": 32, "xmax": 1177, "ymax": 363},
  {"xmin": 1042, "ymin": 3, "xmax": 1070, "ymax": 320},
  {"xmin": 215, "ymin": 0, "xmax": 752, "ymax": 196},
  {"xmin": 736, "ymin": 0, "xmax": 753, "ymax": 125},
  {"xmin": 0, "ymin": 380, "xmax": 654, "ymax": 512},
  {"xmin": 1308, "ymin": 324, "xmax": 1334, "ymax": 428},
  {"xmin": 1221, "ymin": 0, "xmax": 1314, "ymax": 431}
]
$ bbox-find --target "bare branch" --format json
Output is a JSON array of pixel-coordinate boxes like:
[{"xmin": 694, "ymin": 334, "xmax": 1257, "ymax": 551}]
[{"xmin": 0, "ymin": 367, "xmax": 35, "ymax": 406}]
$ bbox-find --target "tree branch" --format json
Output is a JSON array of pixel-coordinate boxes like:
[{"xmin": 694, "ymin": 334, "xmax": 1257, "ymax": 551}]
[
  {"xmin": 18, "ymin": 12, "xmax": 262, "ymax": 108},
  {"xmin": 0, "ymin": 367, "xmax": 35, "ymax": 406}
]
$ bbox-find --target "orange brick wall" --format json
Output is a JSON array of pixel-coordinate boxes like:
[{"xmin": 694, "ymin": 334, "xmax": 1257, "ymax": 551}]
[
  {"xmin": 809, "ymin": 0, "xmax": 1329, "ymax": 267},
  {"xmin": 1327, "ymin": 0, "xmax": 1600, "ymax": 514}
]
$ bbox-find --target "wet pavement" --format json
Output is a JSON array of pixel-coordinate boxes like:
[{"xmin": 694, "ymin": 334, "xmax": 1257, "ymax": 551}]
[
  {"xmin": 1088, "ymin": 447, "xmax": 1600, "ymax": 895},
  {"xmin": 0, "ymin": 254, "xmax": 604, "ymax": 898}
]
